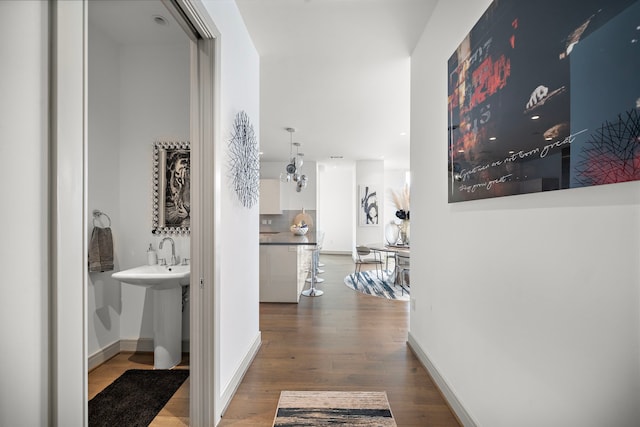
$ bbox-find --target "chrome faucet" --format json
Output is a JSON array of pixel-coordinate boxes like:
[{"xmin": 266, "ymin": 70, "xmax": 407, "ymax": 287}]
[{"xmin": 159, "ymin": 237, "xmax": 177, "ymax": 266}]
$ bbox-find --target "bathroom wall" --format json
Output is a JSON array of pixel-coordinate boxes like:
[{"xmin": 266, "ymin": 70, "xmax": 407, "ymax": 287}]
[
  {"xmin": 117, "ymin": 39, "xmax": 191, "ymax": 345},
  {"xmin": 87, "ymin": 23, "xmax": 122, "ymax": 358},
  {"xmin": 88, "ymin": 21, "xmax": 191, "ymax": 358}
]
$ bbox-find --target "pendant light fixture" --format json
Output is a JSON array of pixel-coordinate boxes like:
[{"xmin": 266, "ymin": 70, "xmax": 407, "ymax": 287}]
[{"xmin": 280, "ymin": 127, "xmax": 308, "ymax": 191}]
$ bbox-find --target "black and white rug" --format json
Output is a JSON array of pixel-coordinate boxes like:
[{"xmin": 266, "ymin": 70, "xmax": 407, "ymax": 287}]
[
  {"xmin": 273, "ymin": 390, "xmax": 397, "ymax": 426},
  {"xmin": 344, "ymin": 270, "xmax": 409, "ymax": 301}
]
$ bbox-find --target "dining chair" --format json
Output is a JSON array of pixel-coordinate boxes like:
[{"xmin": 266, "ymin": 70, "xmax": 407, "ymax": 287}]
[
  {"xmin": 354, "ymin": 246, "xmax": 383, "ymax": 281},
  {"xmin": 382, "ymin": 250, "xmax": 395, "ymax": 272},
  {"xmin": 395, "ymin": 253, "xmax": 410, "ymax": 294}
]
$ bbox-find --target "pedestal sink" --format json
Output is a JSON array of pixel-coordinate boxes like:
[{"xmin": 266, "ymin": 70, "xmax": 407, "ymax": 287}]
[{"xmin": 112, "ymin": 264, "xmax": 190, "ymax": 369}]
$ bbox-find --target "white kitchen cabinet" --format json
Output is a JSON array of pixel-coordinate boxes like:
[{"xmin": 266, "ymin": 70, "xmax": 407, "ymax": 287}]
[
  {"xmin": 259, "ymin": 179, "xmax": 281, "ymax": 214},
  {"xmin": 259, "ymin": 245, "xmax": 311, "ymax": 303}
]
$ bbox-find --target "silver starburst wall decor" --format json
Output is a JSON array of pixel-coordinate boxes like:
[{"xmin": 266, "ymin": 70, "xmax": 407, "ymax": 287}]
[{"xmin": 228, "ymin": 111, "xmax": 260, "ymax": 208}]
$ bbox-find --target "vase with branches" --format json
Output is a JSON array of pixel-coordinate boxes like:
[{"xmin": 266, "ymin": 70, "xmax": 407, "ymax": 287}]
[{"xmin": 388, "ymin": 184, "xmax": 410, "ymax": 245}]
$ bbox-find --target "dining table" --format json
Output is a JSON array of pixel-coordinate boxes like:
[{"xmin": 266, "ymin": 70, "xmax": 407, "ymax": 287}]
[{"xmin": 365, "ymin": 243, "xmax": 410, "ymax": 285}]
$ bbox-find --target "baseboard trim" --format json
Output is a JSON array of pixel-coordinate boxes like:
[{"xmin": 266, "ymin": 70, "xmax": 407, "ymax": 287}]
[
  {"xmin": 119, "ymin": 338, "xmax": 154, "ymax": 353},
  {"xmin": 407, "ymin": 332, "xmax": 478, "ymax": 427},
  {"xmin": 220, "ymin": 332, "xmax": 262, "ymax": 416},
  {"xmin": 89, "ymin": 338, "xmax": 191, "ymax": 371},
  {"xmin": 88, "ymin": 340, "xmax": 120, "ymax": 371}
]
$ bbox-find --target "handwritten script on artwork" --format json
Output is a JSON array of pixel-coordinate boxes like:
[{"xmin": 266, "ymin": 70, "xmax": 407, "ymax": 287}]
[{"xmin": 456, "ymin": 129, "xmax": 588, "ymax": 193}]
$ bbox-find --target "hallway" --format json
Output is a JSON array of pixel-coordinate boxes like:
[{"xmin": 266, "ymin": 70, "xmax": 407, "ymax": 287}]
[
  {"xmin": 219, "ymin": 254, "xmax": 459, "ymax": 426},
  {"xmin": 88, "ymin": 254, "xmax": 459, "ymax": 426}
]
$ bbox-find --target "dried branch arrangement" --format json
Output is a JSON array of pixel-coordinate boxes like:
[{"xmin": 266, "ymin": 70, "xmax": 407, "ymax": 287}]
[{"xmin": 389, "ymin": 184, "xmax": 410, "ymax": 212}]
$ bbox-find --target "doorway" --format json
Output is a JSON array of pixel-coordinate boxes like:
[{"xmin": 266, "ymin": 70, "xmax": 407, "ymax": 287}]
[
  {"xmin": 52, "ymin": 0, "xmax": 217, "ymax": 424},
  {"xmin": 86, "ymin": 0, "xmax": 192, "ymax": 420}
]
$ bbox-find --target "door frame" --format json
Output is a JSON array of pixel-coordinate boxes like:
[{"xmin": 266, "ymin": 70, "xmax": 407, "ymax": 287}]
[
  {"xmin": 51, "ymin": 0, "xmax": 220, "ymax": 424},
  {"xmin": 175, "ymin": 0, "xmax": 221, "ymax": 423}
]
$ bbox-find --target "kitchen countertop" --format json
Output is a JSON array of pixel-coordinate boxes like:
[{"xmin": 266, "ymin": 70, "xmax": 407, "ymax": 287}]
[{"xmin": 259, "ymin": 231, "xmax": 318, "ymax": 246}]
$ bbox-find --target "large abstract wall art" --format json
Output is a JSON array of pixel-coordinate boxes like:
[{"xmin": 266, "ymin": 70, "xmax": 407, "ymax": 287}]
[
  {"xmin": 359, "ymin": 185, "xmax": 379, "ymax": 226},
  {"xmin": 447, "ymin": 0, "xmax": 640, "ymax": 202},
  {"xmin": 228, "ymin": 111, "xmax": 260, "ymax": 209}
]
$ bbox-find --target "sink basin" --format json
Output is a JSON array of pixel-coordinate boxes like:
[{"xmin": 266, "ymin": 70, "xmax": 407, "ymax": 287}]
[
  {"xmin": 112, "ymin": 264, "xmax": 190, "ymax": 289},
  {"xmin": 112, "ymin": 264, "xmax": 191, "ymax": 369}
]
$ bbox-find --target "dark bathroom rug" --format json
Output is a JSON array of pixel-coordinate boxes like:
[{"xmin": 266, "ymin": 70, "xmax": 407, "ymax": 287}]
[{"xmin": 89, "ymin": 369, "xmax": 189, "ymax": 427}]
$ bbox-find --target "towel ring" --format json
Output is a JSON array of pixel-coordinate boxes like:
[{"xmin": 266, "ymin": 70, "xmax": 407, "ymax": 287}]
[{"xmin": 92, "ymin": 209, "xmax": 112, "ymax": 227}]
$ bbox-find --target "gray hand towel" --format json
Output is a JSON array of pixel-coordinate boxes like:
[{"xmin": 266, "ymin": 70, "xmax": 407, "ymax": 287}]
[{"xmin": 88, "ymin": 226, "xmax": 114, "ymax": 272}]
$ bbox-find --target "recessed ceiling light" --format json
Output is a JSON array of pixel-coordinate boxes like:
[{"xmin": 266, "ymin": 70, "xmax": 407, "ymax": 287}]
[
  {"xmin": 545, "ymin": 137, "xmax": 553, "ymax": 141},
  {"xmin": 330, "ymin": 156, "xmax": 343, "ymax": 159},
  {"xmin": 457, "ymin": 149, "xmax": 465, "ymax": 153},
  {"xmin": 509, "ymin": 150, "xmax": 515, "ymax": 154},
  {"xmin": 531, "ymin": 115, "xmax": 540, "ymax": 120},
  {"xmin": 489, "ymin": 137, "xmax": 497, "ymax": 141},
  {"xmin": 153, "ymin": 15, "xmax": 168, "ymax": 26}
]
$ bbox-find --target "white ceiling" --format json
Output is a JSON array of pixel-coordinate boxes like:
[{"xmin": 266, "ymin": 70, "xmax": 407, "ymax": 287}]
[
  {"xmin": 88, "ymin": 0, "xmax": 189, "ymax": 45},
  {"xmin": 236, "ymin": 0, "xmax": 438, "ymax": 170},
  {"xmin": 88, "ymin": 0, "xmax": 438, "ymax": 171}
]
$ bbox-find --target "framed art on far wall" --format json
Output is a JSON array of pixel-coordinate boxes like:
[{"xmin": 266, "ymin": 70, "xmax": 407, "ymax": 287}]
[
  {"xmin": 153, "ymin": 141, "xmax": 191, "ymax": 234},
  {"xmin": 359, "ymin": 185, "xmax": 379, "ymax": 226}
]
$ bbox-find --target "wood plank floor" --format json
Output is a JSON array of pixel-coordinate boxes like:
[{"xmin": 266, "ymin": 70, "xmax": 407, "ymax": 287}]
[{"xmin": 89, "ymin": 254, "xmax": 460, "ymax": 426}]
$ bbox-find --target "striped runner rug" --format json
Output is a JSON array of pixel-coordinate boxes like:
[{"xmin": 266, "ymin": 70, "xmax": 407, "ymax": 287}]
[
  {"xmin": 344, "ymin": 270, "xmax": 410, "ymax": 301},
  {"xmin": 273, "ymin": 391, "xmax": 397, "ymax": 426}
]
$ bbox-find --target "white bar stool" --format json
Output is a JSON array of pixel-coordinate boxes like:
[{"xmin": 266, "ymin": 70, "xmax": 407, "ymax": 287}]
[
  {"xmin": 306, "ymin": 231, "xmax": 325, "ymax": 284},
  {"xmin": 302, "ymin": 244, "xmax": 323, "ymax": 297}
]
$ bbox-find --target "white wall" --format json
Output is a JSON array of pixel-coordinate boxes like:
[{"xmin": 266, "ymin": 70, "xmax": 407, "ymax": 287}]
[
  {"xmin": 88, "ymin": 23, "xmax": 122, "ymax": 358},
  {"xmin": 200, "ymin": 0, "xmax": 261, "ymax": 417},
  {"xmin": 0, "ymin": 1, "xmax": 49, "ymax": 425},
  {"xmin": 410, "ymin": 1, "xmax": 640, "ymax": 426},
  {"xmin": 317, "ymin": 162, "xmax": 356, "ymax": 252},
  {"xmin": 117, "ymin": 41, "xmax": 191, "ymax": 342},
  {"xmin": 87, "ymin": 19, "xmax": 191, "ymax": 353}
]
